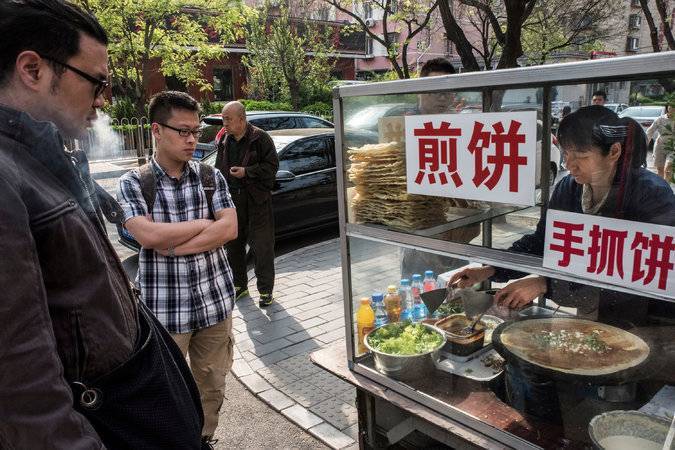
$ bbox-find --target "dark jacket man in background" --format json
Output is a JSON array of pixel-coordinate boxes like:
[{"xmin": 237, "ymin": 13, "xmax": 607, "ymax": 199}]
[
  {"xmin": 215, "ymin": 101, "xmax": 279, "ymax": 307},
  {"xmin": 0, "ymin": 1, "xmax": 205, "ymax": 448}
]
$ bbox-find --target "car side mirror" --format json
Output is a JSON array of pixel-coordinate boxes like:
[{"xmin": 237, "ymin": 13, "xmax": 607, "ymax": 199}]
[{"xmin": 276, "ymin": 170, "xmax": 296, "ymax": 182}]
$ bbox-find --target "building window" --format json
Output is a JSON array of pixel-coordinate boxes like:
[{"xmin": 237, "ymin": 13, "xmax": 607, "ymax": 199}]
[
  {"xmin": 315, "ymin": 6, "xmax": 330, "ymax": 21},
  {"xmin": 631, "ymin": 0, "xmax": 640, "ymax": 6},
  {"xmin": 626, "ymin": 37, "xmax": 640, "ymax": 52},
  {"xmin": 386, "ymin": 32, "xmax": 400, "ymax": 45},
  {"xmin": 213, "ymin": 68, "xmax": 233, "ymax": 101},
  {"xmin": 629, "ymin": 14, "xmax": 641, "ymax": 29},
  {"xmin": 365, "ymin": 36, "xmax": 374, "ymax": 55},
  {"xmin": 446, "ymin": 39, "xmax": 454, "ymax": 55},
  {"xmin": 363, "ymin": 2, "xmax": 372, "ymax": 19},
  {"xmin": 388, "ymin": 0, "xmax": 397, "ymax": 14}
]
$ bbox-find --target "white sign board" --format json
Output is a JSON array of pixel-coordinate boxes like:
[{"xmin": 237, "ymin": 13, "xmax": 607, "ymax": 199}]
[
  {"xmin": 405, "ymin": 112, "xmax": 537, "ymax": 206},
  {"xmin": 543, "ymin": 210, "xmax": 675, "ymax": 297}
]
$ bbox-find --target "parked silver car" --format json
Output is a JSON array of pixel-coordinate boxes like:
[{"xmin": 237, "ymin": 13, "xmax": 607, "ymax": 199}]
[{"xmin": 619, "ymin": 105, "xmax": 666, "ymax": 148}]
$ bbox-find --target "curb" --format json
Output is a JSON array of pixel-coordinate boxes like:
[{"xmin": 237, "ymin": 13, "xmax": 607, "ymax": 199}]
[
  {"xmin": 231, "ymin": 352, "xmax": 355, "ymax": 449},
  {"xmin": 234, "ymin": 238, "xmax": 355, "ymax": 449}
]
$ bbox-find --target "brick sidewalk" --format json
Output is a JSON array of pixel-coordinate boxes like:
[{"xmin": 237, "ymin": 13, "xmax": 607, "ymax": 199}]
[{"xmin": 229, "ymin": 239, "xmax": 358, "ymax": 449}]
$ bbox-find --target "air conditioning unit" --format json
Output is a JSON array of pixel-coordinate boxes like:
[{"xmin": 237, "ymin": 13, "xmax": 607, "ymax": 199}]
[{"xmin": 365, "ymin": 18, "xmax": 376, "ymax": 28}]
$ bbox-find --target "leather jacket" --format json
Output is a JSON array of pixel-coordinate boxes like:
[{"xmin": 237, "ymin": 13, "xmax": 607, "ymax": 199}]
[
  {"xmin": 0, "ymin": 105, "xmax": 138, "ymax": 448},
  {"xmin": 214, "ymin": 123, "xmax": 279, "ymax": 204}
]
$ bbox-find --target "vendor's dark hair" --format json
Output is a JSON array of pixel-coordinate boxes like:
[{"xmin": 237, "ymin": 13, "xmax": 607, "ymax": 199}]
[
  {"xmin": 592, "ymin": 90, "xmax": 607, "ymax": 100},
  {"xmin": 557, "ymin": 105, "xmax": 647, "ymax": 170},
  {"xmin": 420, "ymin": 58, "xmax": 456, "ymax": 77},
  {"xmin": 149, "ymin": 91, "xmax": 201, "ymax": 124},
  {"xmin": 0, "ymin": 0, "xmax": 108, "ymax": 88}
]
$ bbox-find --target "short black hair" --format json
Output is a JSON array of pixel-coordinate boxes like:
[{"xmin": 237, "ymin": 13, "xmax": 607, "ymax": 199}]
[
  {"xmin": 0, "ymin": 0, "xmax": 108, "ymax": 87},
  {"xmin": 148, "ymin": 91, "xmax": 201, "ymax": 124},
  {"xmin": 420, "ymin": 58, "xmax": 456, "ymax": 77},
  {"xmin": 557, "ymin": 105, "xmax": 647, "ymax": 170},
  {"xmin": 592, "ymin": 90, "xmax": 607, "ymax": 100}
]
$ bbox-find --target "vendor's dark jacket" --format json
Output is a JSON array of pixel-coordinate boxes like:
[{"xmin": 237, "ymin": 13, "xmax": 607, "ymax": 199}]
[
  {"xmin": 493, "ymin": 168, "xmax": 675, "ymax": 325},
  {"xmin": 214, "ymin": 123, "xmax": 279, "ymax": 204},
  {"xmin": 0, "ymin": 105, "xmax": 139, "ymax": 447}
]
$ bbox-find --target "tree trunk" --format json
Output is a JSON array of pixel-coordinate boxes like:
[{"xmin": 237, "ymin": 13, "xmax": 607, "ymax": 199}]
[
  {"xmin": 654, "ymin": 0, "xmax": 675, "ymax": 50},
  {"xmin": 640, "ymin": 0, "xmax": 662, "ymax": 52},
  {"xmin": 496, "ymin": 0, "xmax": 529, "ymax": 69},
  {"xmin": 438, "ymin": 0, "xmax": 481, "ymax": 71},
  {"xmin": 288, "ymin": 77, "xmax": 301, "ymax": 110}
]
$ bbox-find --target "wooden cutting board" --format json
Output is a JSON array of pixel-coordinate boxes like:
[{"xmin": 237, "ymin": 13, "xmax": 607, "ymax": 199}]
[{"xmin": 497, "ymin": 318, "xmax": 650, "ymax": 377}]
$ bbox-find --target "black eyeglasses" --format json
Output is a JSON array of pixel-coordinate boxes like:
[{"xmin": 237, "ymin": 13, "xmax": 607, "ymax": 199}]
[
  {"xmin": 158, "ymin": 122, "xmax": 203, "ymax": 138},
  {"xmin": 41, "ymin": 55, "xmax": 110, "ymax": 98}
]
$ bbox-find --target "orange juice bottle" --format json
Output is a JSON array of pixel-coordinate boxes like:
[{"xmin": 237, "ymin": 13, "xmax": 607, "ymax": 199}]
[
  {"xmin": 384, "ymin": 285, "xmax": 401, "ymax": 322},
  {"xmin": 356, "ymin": 297, "xmax": 375, "ymax": 354}
]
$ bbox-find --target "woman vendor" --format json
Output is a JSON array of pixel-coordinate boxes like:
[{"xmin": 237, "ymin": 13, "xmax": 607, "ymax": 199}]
[
  {"xmin": 449, "ymin": 106, "xmax": 675, "ymax": 424},
  {"xmin": 450, "ymin": 106, "xmax": 674, "ymax": 325}
]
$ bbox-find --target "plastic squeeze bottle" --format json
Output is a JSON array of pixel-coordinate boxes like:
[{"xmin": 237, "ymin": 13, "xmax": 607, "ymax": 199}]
[{"xmin": 356, "ymin": 297, "xmax": 375, "ymax": 353}]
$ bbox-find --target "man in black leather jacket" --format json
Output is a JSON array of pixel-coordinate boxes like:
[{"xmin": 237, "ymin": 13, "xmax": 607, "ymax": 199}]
[{"xmin": 0, "ymin": 1, "xmax": 206, "ymax": 448}]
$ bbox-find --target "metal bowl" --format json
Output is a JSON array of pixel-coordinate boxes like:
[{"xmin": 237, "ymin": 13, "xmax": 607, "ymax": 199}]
[
  {"xmin": 363, "ymin": 322, "xmax": 445, "ymax": 381},
  {"xmin": 588, "ymin": 410, "xmax": 671, "ymax": 449}
]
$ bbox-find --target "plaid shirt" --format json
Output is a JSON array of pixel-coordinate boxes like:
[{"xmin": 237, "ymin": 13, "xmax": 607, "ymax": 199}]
[{"xmin": 118, "ymin": 159, "xmax": 235, "ymax": 333}]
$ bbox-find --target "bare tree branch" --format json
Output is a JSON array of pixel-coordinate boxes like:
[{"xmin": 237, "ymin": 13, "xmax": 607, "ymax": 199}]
[
  {"xmin": 654, "ymin": 0, "xmax": 675, "ymax": 50},
  {"xmin": 639, "ymin": 0, "xmax": 662, "ymax": 52}
]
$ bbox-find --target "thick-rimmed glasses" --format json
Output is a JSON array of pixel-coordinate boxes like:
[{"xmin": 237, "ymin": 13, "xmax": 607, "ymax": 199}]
[
  {"xmin": 158, "ymin": 122, "xmax": 203, "ymax": 138},
  {"xmin": 41, "ymin": 55, "xmax": 110, "ymax": 98}
]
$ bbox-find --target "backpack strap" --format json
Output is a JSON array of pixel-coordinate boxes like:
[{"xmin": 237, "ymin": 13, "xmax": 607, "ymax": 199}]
[
  {"xmin": 94, "ymin": 182, "xmax": 125, "ymax": 224},
  {"xmin": 138, "ymin": 163, "xmax": 157, "ymax": 215},
  {"xmin": 199, "ymin": 163, "xmax": 216, "ymax": 219}
]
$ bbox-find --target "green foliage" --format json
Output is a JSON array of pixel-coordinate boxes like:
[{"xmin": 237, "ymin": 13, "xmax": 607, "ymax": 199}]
[
  {"xmin": 76, "ymin": 0, "xmax": 246, "ymax": 114},
  {"xmin": 242, "ymin": 2, "xmax": 336, "ymax": 110},
  {"xmin": 239, "ymin": 99, "xmax": 293, "ymax": 112},
  {"xmin": 521, "ymin": 0, "xmax": 623, "ymax": 65},
  {"xmin": 200, "ymin": 99, "xmax": 226, "ymax": 115},
  {"xmin": 111, "ymin": 123, "xmax": 151, "ymax": 132},
  {"xmin": 104, "ymin": 97, "xmax": 139, "ymax": 120}
]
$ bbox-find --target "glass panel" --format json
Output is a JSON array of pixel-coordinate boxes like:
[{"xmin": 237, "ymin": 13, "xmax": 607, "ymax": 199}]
[
  {"xmin": 349, "ymin": 236, "xmax": 675, "ymax": 448},
  {"xmin": 341, "ymin": 89, "xmax": 543, "ymax": 252}
]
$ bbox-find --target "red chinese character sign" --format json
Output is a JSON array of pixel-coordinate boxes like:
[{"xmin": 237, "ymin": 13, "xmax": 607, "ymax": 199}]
[
  {"xmin": 544, "ymin": 210, "xmax": 675, "ymax": 298},
  {"xmin": 405, "ymin": 112, "xmax": 537, "ymax": 206}
]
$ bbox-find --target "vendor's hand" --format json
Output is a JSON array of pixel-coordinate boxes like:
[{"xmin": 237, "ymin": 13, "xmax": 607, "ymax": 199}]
[
  {"xmin": 229, "ymin": 166, "xmax": 245, "ymax": 179},
  {"xmin": 494, "ymin": 277, "xmax": 547, "ymax": 309},
  {"xmin": 448, "ymin": 266, "xmax": 495, "ymax": 289}
]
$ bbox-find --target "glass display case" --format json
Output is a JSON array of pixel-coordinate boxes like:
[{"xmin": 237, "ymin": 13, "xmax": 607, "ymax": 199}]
[{"xmin": 334, "ymin": 53, "xmax": 675, "ymax": 448}]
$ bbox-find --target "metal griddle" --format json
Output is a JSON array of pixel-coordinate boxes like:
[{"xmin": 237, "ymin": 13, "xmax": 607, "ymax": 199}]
[{"xmin": 491, "ymin": 317, "xmax": 651, "ymax": 385}]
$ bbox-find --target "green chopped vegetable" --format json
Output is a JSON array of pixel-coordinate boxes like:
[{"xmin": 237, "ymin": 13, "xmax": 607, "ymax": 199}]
[
  {"xmin": 434, "ymin": 300, "xmax": 463, "ymax": 318},
  {"xmin": 367, "ymin": 322, "xmax": 443, "ymax": 355}
]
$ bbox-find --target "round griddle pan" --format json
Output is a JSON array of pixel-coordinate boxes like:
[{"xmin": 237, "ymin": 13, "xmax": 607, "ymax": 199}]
[{"xmin": 491, "ymin": 317, "xmax": 651, "ymax": 385}]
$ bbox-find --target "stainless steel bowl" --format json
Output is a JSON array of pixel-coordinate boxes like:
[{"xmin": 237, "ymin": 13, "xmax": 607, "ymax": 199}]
[
  {"xmin": 588, "ymin": 410, "xmax": 671, "ymax": 450},
  {"xmin": 363, "ymin": 322, "xmax": 445, "ymax": 381}
]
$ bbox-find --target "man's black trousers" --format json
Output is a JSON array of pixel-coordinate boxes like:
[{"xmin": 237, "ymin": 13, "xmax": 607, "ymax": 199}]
[{"xmin": 227, "ymin": 190, "xmax": 275, "ymax": 295}]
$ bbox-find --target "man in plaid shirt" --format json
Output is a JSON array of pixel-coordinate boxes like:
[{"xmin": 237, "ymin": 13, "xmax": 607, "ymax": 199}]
[{"xmin": 118, "ymin": 91, "xmax": 237, "ymax": 444}]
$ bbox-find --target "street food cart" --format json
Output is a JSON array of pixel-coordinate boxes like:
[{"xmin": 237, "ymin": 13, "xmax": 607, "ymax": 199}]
[{"xmin": 311, "ymin": 52, "xmax": 675, "ymax": 449}]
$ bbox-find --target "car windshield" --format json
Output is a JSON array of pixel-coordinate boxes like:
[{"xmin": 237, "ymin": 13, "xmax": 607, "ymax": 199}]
[{"xmin": 619, "ymin": 106, "xmax": 663, "ymax": 117}]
